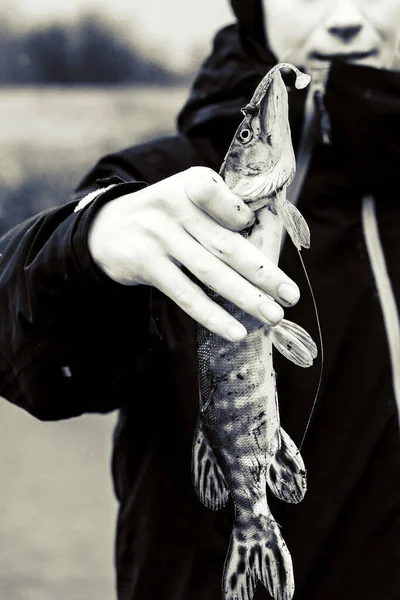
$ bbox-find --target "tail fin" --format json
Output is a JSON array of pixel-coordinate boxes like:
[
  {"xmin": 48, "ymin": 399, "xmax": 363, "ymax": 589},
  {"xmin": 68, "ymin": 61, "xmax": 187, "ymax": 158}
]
[
  {"xmin": 267, "ymin": 427, "xmax": 307, "ymax": 504},
  {"xmin": 223, "ymin": 515, "xmax": 295, "ymax": 600}
]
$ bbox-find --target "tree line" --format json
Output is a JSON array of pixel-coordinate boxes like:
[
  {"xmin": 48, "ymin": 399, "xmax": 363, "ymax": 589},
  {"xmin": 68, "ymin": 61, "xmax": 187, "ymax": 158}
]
[{"xmin": 0, "ymin": 18, "xmax": 183, "ymax": 85}]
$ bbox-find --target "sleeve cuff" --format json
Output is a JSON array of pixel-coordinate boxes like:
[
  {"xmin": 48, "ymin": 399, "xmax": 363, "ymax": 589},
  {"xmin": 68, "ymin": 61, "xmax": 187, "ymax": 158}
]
[{"xmin": 71, "ymin": 181, "xmax": 148, "ymax": 285}]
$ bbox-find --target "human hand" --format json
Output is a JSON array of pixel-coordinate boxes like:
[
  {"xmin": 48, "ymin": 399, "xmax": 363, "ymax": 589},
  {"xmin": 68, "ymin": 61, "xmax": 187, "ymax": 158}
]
[{"xmin": 88, "ymin": 167, "xmax": 300, "ymax": 342}]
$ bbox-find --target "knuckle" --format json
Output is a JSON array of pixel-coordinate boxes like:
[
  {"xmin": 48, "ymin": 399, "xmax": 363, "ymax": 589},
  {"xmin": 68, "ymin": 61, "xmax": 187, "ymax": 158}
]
[
  {"xmin": 134, "ymin": 251, "xmax": 160, "ymax": 284},
  {"xmin": 173, "ymin": 284, "xmax": 192, "ymax": 307},
  {"xmin": 195, "ymin": 261, "xmax": 212, "ymax": 282},
  {"xmin": 186, "ymin": 168, "xmax": 219, "ymax": 208},
  {"xmin": 237, "ymin": 288, "xmax": 254, "ymax": 312},
  {"xmin": 138, "ymin": 225, "xmax": 164, "ymax": 250},
  {"xmin": 212, "ymin": 229, "xmax": 237, "ymax": 257},
  {"xmin": 180, "ymin": 213, "xmax": 200, "ymax": 230},
  {"xmin": 254, "ymin": 264, "xmax": 273, "ymax": 287},
  {"xmin": 153, "ymin": 192, "xmax": 177, "ymax": 213},
  {"xmin": 139, "ymin": 213, "xmax": 176, "ymax": 249},
  {"xmin": 202, "ymin": 311, "xmax": 220, "ymax": 333}
]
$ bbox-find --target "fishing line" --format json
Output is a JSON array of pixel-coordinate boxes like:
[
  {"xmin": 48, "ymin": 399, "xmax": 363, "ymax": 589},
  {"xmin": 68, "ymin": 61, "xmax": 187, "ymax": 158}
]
[
  {"xmin": 297, "ymin": 248, "xmax": 324, "ymax": 451},
  {"xmin": 282, "ymin": 69, "xmax": 329, "ymax": 449}
]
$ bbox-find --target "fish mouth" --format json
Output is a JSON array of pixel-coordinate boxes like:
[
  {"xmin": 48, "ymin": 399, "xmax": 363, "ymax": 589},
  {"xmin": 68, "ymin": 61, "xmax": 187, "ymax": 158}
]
[
  {"xmin": 240, "ymin": 73, "xmax": 295, "ymax": 203},
  {"xmin": 231, "ymin": 80, "xmax": 295, "ymax": 205},
  {"xmin": 224, "ymin": 66, "xmax": 306, "ymax": 205},
  {"xmin": 309, "ymin": 49, "xmax": 378, "ymax": 62}
]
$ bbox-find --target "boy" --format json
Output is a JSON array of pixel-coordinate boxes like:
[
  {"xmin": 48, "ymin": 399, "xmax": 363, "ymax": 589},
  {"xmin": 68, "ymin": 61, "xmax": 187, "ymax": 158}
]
[{"xmin": 1, "ymin": 1, "xmax": 399, "ymax": 598}]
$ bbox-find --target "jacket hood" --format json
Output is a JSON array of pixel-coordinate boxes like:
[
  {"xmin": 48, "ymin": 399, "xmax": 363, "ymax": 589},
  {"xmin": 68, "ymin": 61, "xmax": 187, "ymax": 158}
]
[
  {"xmin": 230, "ymin": 0, "xmax": 266, "ymax": 47},
  {"xmin": 177, "ymin": 2, "xmax": 400, "ymax": 192}
]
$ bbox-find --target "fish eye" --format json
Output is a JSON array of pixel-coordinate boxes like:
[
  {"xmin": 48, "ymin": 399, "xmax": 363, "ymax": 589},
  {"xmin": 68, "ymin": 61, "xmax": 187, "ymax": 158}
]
[{"xmin": 239, "ymin": 128, "xmax": 252, "ymax": 143}]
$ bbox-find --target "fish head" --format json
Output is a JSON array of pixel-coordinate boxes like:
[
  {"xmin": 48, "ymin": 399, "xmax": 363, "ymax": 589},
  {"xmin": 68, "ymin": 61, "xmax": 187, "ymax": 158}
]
[{"xmin": 220, "ymin": 64, "xmax": 310, "ymax": 205}]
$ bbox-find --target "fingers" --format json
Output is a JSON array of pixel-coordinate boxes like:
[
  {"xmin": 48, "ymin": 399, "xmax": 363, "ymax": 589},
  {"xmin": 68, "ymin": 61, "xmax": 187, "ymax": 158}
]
[
  {"xmin": 184, "ymin": 167, "xmax": 255, "ymax": 231},
  {"xmin": 183, "ymin": 212, "xmax": 300, "ymax": 307},
  {"xmin": 170, "ymin": 230, "xmax": 284, "ymax": 327},
  {"xmin": 147, "ymin": 259, "xmax": 248, "ymax": 342},
  {"xmin": 88, "ymin": 166, "xmax": 300, "ymax": 342}
]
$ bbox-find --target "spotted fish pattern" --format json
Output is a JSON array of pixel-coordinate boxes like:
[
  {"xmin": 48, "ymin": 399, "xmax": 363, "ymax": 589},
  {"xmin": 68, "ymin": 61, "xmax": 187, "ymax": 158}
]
[{"xmin": 193, "ymin": 65, "xmax": 316, "ymax": 600}]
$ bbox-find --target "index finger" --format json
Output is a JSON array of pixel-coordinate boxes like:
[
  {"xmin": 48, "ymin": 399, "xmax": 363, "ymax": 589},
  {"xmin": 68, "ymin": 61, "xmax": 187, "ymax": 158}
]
[
  {"xmin": 184, "ymin": 166, "xmax": 255, "ymax": 232},
  {"xmin": 185, "ymin": 212, "xmax": 300, "ymax": 307}
]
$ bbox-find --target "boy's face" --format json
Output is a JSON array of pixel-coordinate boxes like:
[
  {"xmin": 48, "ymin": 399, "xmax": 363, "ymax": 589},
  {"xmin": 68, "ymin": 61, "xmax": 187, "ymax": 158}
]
[{"xmin": 262, "ymin": 0, "xmax": 400, "ymax": 70}]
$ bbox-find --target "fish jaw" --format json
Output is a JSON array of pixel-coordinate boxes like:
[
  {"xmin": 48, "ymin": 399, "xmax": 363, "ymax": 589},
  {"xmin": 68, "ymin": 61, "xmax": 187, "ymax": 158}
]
[{"xmin": 221, "ymin": 71, "xmax": 296, "ymax": 203}]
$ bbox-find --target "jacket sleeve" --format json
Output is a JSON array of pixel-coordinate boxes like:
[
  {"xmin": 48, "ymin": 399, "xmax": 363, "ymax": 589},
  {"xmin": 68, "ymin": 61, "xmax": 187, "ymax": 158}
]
[
  {"xmin": 0, "ymin": 181, "xmax": 152, "ymax": 421},
  {"xmin": 0, "ymin": 133, "xmax": 213, "ymax": 422}
]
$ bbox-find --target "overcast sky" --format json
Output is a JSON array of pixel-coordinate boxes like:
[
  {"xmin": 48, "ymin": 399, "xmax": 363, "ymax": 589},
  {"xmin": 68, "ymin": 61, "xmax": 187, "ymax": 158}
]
[{"xmin": 1, "ymin": 0, "xmax": 235, "ymax": 70}]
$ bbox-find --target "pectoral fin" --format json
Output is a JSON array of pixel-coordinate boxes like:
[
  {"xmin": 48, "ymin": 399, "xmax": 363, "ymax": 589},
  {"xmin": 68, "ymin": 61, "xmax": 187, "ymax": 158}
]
[
  {"xmin": 268, "ymin": 319, "xmax": 317, "ymax": 367},
  {"xmin": 275, "ymin": 196, "xmax": 310, "ymax": 250},
  {"xmin": 192, "ymin": 419, "xmax": 229, "ymax": 510}
]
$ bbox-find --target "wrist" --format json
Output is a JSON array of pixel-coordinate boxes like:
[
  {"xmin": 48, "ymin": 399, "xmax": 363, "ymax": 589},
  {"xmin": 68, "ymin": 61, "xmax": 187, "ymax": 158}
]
[{"xmin": 72, "ymin": 181, "xmax": 148, "ymax": 284}]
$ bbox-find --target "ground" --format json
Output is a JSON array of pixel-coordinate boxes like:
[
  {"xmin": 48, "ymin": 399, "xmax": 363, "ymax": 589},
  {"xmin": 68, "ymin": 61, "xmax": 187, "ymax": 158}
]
[{"xmin": 0, "ymin": 404, "xmax": 118, "ymax": 600}]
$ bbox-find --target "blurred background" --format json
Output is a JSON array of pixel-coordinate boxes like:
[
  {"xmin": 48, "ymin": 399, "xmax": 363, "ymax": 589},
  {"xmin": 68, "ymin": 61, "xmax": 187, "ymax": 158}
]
[{"xmin": 0, "ymin": 1, "xmax": 233, "ymax": 599}]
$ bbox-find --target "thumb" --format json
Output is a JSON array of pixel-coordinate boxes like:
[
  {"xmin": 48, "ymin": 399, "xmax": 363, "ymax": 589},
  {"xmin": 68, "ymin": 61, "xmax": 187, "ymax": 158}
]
[{"xmin": 184, "ymin": 167, "xmax": 255, "ymax": 231}]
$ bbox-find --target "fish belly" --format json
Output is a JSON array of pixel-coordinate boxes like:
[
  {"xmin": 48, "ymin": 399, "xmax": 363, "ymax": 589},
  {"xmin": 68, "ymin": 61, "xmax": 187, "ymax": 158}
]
[
  {"xmin": 199, "ymin": 308, "xmax": 278, "ymax": 508},
  {"xmin": 197, "ymin": 312, "xmax": 296, "ymax": 600},
  {"xmin": 195, "ymin": 211, "xmax": 298, "ymax": 600}
]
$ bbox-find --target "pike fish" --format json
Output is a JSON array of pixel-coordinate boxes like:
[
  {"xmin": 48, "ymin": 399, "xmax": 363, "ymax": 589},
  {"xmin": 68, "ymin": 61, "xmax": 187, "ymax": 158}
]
[{"xmin": 193, "ymin": 64, "xmax": 316, "ymax": 600}]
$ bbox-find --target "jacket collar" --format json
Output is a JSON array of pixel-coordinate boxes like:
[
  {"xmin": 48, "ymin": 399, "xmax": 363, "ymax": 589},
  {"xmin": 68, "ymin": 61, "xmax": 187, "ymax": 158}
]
[
  {"xmin": 178, "ymin": 14, "xmax": 400, "ymax": 190},
  {"xmin": 324, "ymin": 61, "xmax": 400, "ymax": 189}
]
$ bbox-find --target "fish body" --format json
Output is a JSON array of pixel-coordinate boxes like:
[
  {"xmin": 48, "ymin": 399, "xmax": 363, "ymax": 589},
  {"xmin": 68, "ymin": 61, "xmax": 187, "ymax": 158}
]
[{"xmin": 193, "ymin": 65, "xmax": 316, "ymax": 600}]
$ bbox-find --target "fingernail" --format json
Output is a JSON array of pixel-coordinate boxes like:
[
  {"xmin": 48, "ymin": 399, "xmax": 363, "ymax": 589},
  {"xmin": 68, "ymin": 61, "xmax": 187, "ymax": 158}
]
[
  {"xmin": 259, "ymin": 302, "xmax": 284, "ymax": 325},
  {"xmin": 226, "ymin": 322, "xmax": 247, "ymax": 342},
  {"xmin": 277, "ymin": 283, "xmax": 300, "ymax": 306},
  {"xmin": 246, "ymin": 214, "xmax": 256, "ymax": 227}
]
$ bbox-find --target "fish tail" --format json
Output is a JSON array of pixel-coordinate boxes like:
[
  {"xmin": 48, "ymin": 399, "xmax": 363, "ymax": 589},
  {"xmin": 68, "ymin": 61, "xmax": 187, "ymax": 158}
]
[
  {"xmin": 223, "ymin": 515, "xmax": 295, "ymax": 600},
  {"xmin": 267, "ymin": 427, "xmax": 307, "ymax": 504}
]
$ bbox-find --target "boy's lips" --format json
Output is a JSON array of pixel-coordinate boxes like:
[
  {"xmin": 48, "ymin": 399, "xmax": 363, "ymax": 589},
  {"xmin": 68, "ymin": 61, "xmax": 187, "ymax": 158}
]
[{"xmin": 309, "ymin": 49, "xmax": 378, "ymax": 62}]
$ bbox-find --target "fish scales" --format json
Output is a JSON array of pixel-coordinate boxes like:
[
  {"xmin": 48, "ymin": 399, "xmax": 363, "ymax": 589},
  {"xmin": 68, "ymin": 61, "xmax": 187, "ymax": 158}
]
[
  {"xmin": 192, "ymin": 64, "xmax": 316, "ymax": 600},
  {"xmin": 200, "ymin": 218, "xmax": 281, "ymax": 488}
]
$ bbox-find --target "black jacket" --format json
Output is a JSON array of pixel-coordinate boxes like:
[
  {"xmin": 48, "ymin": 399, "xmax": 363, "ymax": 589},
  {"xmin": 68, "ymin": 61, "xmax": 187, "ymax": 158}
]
[{"xmin": 1, "ymin": 25, "xmax": 400, "ymax": 600}]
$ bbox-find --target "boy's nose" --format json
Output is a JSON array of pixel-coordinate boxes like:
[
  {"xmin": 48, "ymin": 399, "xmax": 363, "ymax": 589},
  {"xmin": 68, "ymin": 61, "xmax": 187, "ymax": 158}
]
[{"xmin": 328, "ymin": 24, "xmax": 362, "ymax": 43}]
